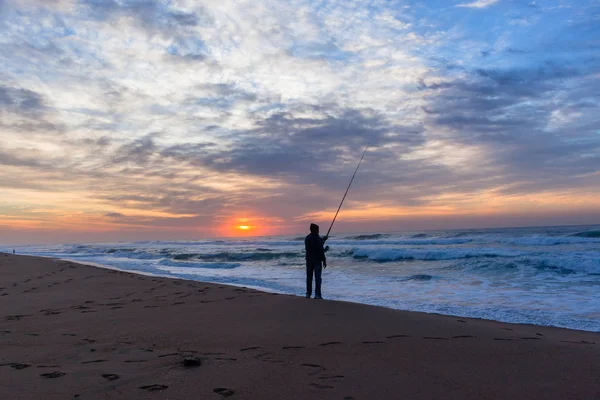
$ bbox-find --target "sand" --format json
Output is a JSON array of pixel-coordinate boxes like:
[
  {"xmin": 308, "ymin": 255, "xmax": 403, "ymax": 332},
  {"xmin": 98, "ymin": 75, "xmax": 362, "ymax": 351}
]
[{"xmin": 0, "ymin": 252, "xmax": 598, "ymax": 399}]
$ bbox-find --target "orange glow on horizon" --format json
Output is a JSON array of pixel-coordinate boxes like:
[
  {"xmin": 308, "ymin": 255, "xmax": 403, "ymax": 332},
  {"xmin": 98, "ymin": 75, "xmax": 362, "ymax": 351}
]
[{"xmin": 238, "ymin": 225, "xmax": 251, "ymax": 231}]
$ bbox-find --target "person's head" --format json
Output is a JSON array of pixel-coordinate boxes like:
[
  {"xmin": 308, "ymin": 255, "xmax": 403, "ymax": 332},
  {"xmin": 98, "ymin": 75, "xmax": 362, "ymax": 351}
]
[{"xmin": 310, "ymin": 223, "xmax": 319, "ymax": 234}]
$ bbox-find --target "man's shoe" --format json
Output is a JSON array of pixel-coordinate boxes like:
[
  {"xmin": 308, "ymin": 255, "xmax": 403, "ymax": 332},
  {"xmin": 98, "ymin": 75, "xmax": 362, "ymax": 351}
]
[
  {"xmin": 314, "ymin": 295, "xmax": 323, "ymax": 300},
  {"xmin": 305, "ymin": 294, "xmax": 311, "ymax": 298}
]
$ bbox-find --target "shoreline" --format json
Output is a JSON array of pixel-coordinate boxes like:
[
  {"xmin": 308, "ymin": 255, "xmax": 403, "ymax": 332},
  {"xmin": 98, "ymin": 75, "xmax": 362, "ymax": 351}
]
[
  {"xmin": 21, "ymin": 253, "xmax": 600, "ymax": 333},
  {"xmin": 1, "ymin": 252, "xmax": 599, "ymax": 399}
]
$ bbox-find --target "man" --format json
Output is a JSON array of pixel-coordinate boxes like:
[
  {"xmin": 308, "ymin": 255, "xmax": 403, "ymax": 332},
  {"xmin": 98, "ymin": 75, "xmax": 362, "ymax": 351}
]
[{"xmin": 304, "ymin": 223, "xmax": 327, "ymax": 299}]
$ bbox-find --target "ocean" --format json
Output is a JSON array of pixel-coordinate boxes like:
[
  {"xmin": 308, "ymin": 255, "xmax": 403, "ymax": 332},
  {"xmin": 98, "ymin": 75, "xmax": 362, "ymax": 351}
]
[{"xmin": 7, "ymin": 225, "xmax": 600, "ymax": 332}]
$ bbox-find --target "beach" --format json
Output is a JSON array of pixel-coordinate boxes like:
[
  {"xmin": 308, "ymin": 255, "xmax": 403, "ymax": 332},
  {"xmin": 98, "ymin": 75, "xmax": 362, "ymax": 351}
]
[{"xmin": 1, "ymin": 253, "xmax": 599, "ymax": 400}]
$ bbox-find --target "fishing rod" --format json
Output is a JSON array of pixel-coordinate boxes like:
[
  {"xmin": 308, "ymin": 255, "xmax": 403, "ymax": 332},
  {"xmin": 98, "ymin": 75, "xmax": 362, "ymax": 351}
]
[{"xmin": 324, "ymin": 146, "xmax": 369, "ymax": 241}]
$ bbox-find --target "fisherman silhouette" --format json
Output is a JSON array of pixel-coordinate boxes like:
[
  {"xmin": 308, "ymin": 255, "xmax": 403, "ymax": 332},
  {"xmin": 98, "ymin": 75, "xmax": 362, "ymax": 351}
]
[{"xmin": 305, "ymin": 223, "xmax": 327, "ymax": 299}]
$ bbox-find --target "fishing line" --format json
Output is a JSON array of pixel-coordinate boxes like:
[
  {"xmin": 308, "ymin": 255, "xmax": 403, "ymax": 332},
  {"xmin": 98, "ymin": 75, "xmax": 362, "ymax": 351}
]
[
  {"xmin": 324, "ymin": 146, "xmax": 369, "ymax": 240},
  {"xmin": 323, "ymin": 97, "xmax": 418, "ymax": 240}
]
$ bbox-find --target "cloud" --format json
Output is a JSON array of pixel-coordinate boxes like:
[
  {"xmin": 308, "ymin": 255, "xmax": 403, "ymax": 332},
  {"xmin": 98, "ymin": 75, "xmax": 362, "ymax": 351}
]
[
  {"xmin": 419, "ymin": 61, "xmax": 600, "ymax": 195},
  {"xmin": 0, "ymin": 85, "xmax": 45, "ymax": 115},
  {"xmin": 112, "ymin": 133, "xmax": 160, "ymax": 165},
  {"xmin": 0, "ymin": 0, "xmax": 599, "ymax": 241},
  {"xmin": 79, "ymin": 0, "xmax": 205, "ymax": 33},
  {"xmin": 456, "ymin": 0, "xmax": 499, "ymax": 9}
]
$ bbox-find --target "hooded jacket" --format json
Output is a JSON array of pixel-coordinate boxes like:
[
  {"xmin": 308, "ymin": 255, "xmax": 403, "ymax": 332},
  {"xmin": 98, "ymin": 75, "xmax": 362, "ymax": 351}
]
[{"xmin": 304, "ymin": 232, "xmax": 326, "ymax": 264}]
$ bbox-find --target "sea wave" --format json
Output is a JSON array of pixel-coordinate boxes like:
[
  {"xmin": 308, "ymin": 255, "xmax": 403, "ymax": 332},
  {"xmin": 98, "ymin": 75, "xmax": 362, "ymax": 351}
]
[
  {"xmin": 572, "ymin": 230, "xmax": 600, "ymax": 238},
  {"xmin": 344, "ymin": 233, "xmax": 390, "ymax": 240},
  {"xmin": 172, "ymin": 251, "xmax": 300, "ymax": 262},
  {"xmin": 482, "ymin": 235, "xmax": 600, "ymax": 246},
  {"xmin": 158, "ymin": 259, "xmax": 241, "ymax": 269},
  {"xmin": 333, "ymin": 238, "xmax": 473, "ymax": 246},
  {"xmin": 351, "ymin": 247, "xmax": 522, "ymax": 261}
]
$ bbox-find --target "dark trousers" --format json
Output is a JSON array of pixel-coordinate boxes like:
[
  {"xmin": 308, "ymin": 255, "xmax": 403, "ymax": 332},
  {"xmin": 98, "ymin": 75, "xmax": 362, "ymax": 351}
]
[{"xmin": 306, "ymin": 261, "xmax": 322, "ymax": 297}]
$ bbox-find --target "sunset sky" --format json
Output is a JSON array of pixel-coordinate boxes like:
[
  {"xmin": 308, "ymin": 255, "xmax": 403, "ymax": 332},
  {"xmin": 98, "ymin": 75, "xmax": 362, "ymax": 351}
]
[{"xmin": 1, "ymin": 0, "xmax": 599, "ymax": 244}]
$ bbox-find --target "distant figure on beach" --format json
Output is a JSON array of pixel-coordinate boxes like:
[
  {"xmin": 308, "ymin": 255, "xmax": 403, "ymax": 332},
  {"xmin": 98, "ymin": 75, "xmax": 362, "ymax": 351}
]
[
  {"xmin": 305, "ymin": 223, "xmax": 327, "ymax": 299},
  {"xmin": 13, "ymin": 249, "xmax": 15, "ymax": 254}
]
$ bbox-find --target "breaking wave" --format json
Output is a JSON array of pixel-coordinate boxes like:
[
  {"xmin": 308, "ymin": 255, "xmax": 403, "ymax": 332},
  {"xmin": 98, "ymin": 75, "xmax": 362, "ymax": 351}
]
[
  {"xmin": 572, "ymin": 230, "xmax": 600, "ymax": 238},
  {"xmin": 172, "ymin": 251, "xmax": 299, "ymax": 262},
  {"xmin": 344, "ymin": 233, "xmax": 390, "ymax": 240},
  {"xmin": 351, "ymin": 247, "xmax": 522, "ymax": 261}
]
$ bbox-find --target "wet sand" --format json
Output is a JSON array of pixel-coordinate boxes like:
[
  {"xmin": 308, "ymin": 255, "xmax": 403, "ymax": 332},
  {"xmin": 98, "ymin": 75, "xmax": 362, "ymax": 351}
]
[{"xmin": 1, "ymin": 252, "xmax": 599, "ymax": 399}]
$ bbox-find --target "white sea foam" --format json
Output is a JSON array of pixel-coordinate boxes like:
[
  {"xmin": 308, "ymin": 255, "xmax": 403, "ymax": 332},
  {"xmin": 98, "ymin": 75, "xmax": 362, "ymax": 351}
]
[{"xmin": 351, "ymin": 247, "xmax": 523, "ymax": 261}]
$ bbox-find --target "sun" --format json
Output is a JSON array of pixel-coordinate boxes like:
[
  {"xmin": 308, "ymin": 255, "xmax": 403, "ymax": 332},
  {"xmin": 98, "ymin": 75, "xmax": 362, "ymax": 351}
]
[{"xmin": 238, "ymin": 225, "xmax": 251, "ymax": 231}]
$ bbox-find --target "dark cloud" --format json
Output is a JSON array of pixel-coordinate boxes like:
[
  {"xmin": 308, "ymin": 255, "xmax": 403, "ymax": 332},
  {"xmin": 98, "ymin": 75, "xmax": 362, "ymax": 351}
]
[
  {"xmin": 0, "ymin": 121, "xmax": 66, "ymax": 135},
  {"xmin": 98, "ymin": 189, "xmax": 227, "ymax": 216},
  {"xmin": 81, "ymin": 136, "xmax": 112, "ymax": 147},
  {"xmin": 113, "ymin": 133, "xmax": 159, "ymax": 165},
  {"xmin": 200, "ymin": 107, "xmax": 423, "ymax": 182},
  {"xmin": 0, "ymin": 85, "xmax": 45, "ymax": 115},
  {"xmin": 421, "ymin": 62, "xmax": 600, "ymax": 193},
  {"xmin": 79, "ymin": 0, "xmax": 209, "ymax": 35},
  {"xmin": 0, "ymin": 149, "xmax": 45, "ymax": 168},
  {"xmin": 160, "ymin": 142, "xmax": 216, "ymax": 165}
]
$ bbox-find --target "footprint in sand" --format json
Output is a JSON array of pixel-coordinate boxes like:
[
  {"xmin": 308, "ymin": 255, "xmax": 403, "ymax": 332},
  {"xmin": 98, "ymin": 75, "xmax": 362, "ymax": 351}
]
[
  {"xmin": 6, "ymin": 314, "xmax": 32, "ymax": 321},
  {"xmin": 139, "ymin": 384, "xmax": 168, "ymax": 392},
  {"xmin": 282, "ymin": 346, "xmax": 305, "ymax": 350},
  {"xmin": 101, "ymin": 374, "xmax": 120, "ymax": 381},
  {"xmin": 213, "ymin": 388, "xmax": 235, "ymax": 397},
  {"xmin": 158, "ymin": 352, "xmax": 180, "ymax": 358},
  {"xmin": 318, "ymin": 375, "xmax": 345, "ymax": 380},
  {"xmin": 81, "ymin": 360, "xmax": 106, "ymax": 364},
  {"xmin": 41, "ymin": 371, "xmax": 65, "ymax": 378},
  {"xmin": 240, "ymin": 346, "xmax": 261, "ymax": 352},
  {"xmin": 11, "ymin": 363, "xmax": 31, "ymax": 370},
  {"xmin": 319, "ymin": 341, "xmax": 343, "ymax": 346},
  {"xmin": 452, "ymin": 335, "xmax": 476, "ymax": 339},
  {"xmin": 361, "ymin": 340, "xmax": 384, "ymax": 344},
  {"xmin": 309, "ymin": 383, "xmax": 334, "ymax": 390},
  {"xmin": 387, "ymin": 334, "xmax": 410, "ymax": 339},
  {"xmin": 561, "ymin": 340, "xmax": 596, "ymax": 345},
  {"xmin": 301, "ymin": 363, "xmax": 327, "ymax": 374}
]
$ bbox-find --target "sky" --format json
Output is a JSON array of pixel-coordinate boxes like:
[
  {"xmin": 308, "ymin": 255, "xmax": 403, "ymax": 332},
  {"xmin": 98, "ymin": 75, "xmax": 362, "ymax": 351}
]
[{"xmin": 0, "ymin": 0, "xmax": 599, "ymax": 244}]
